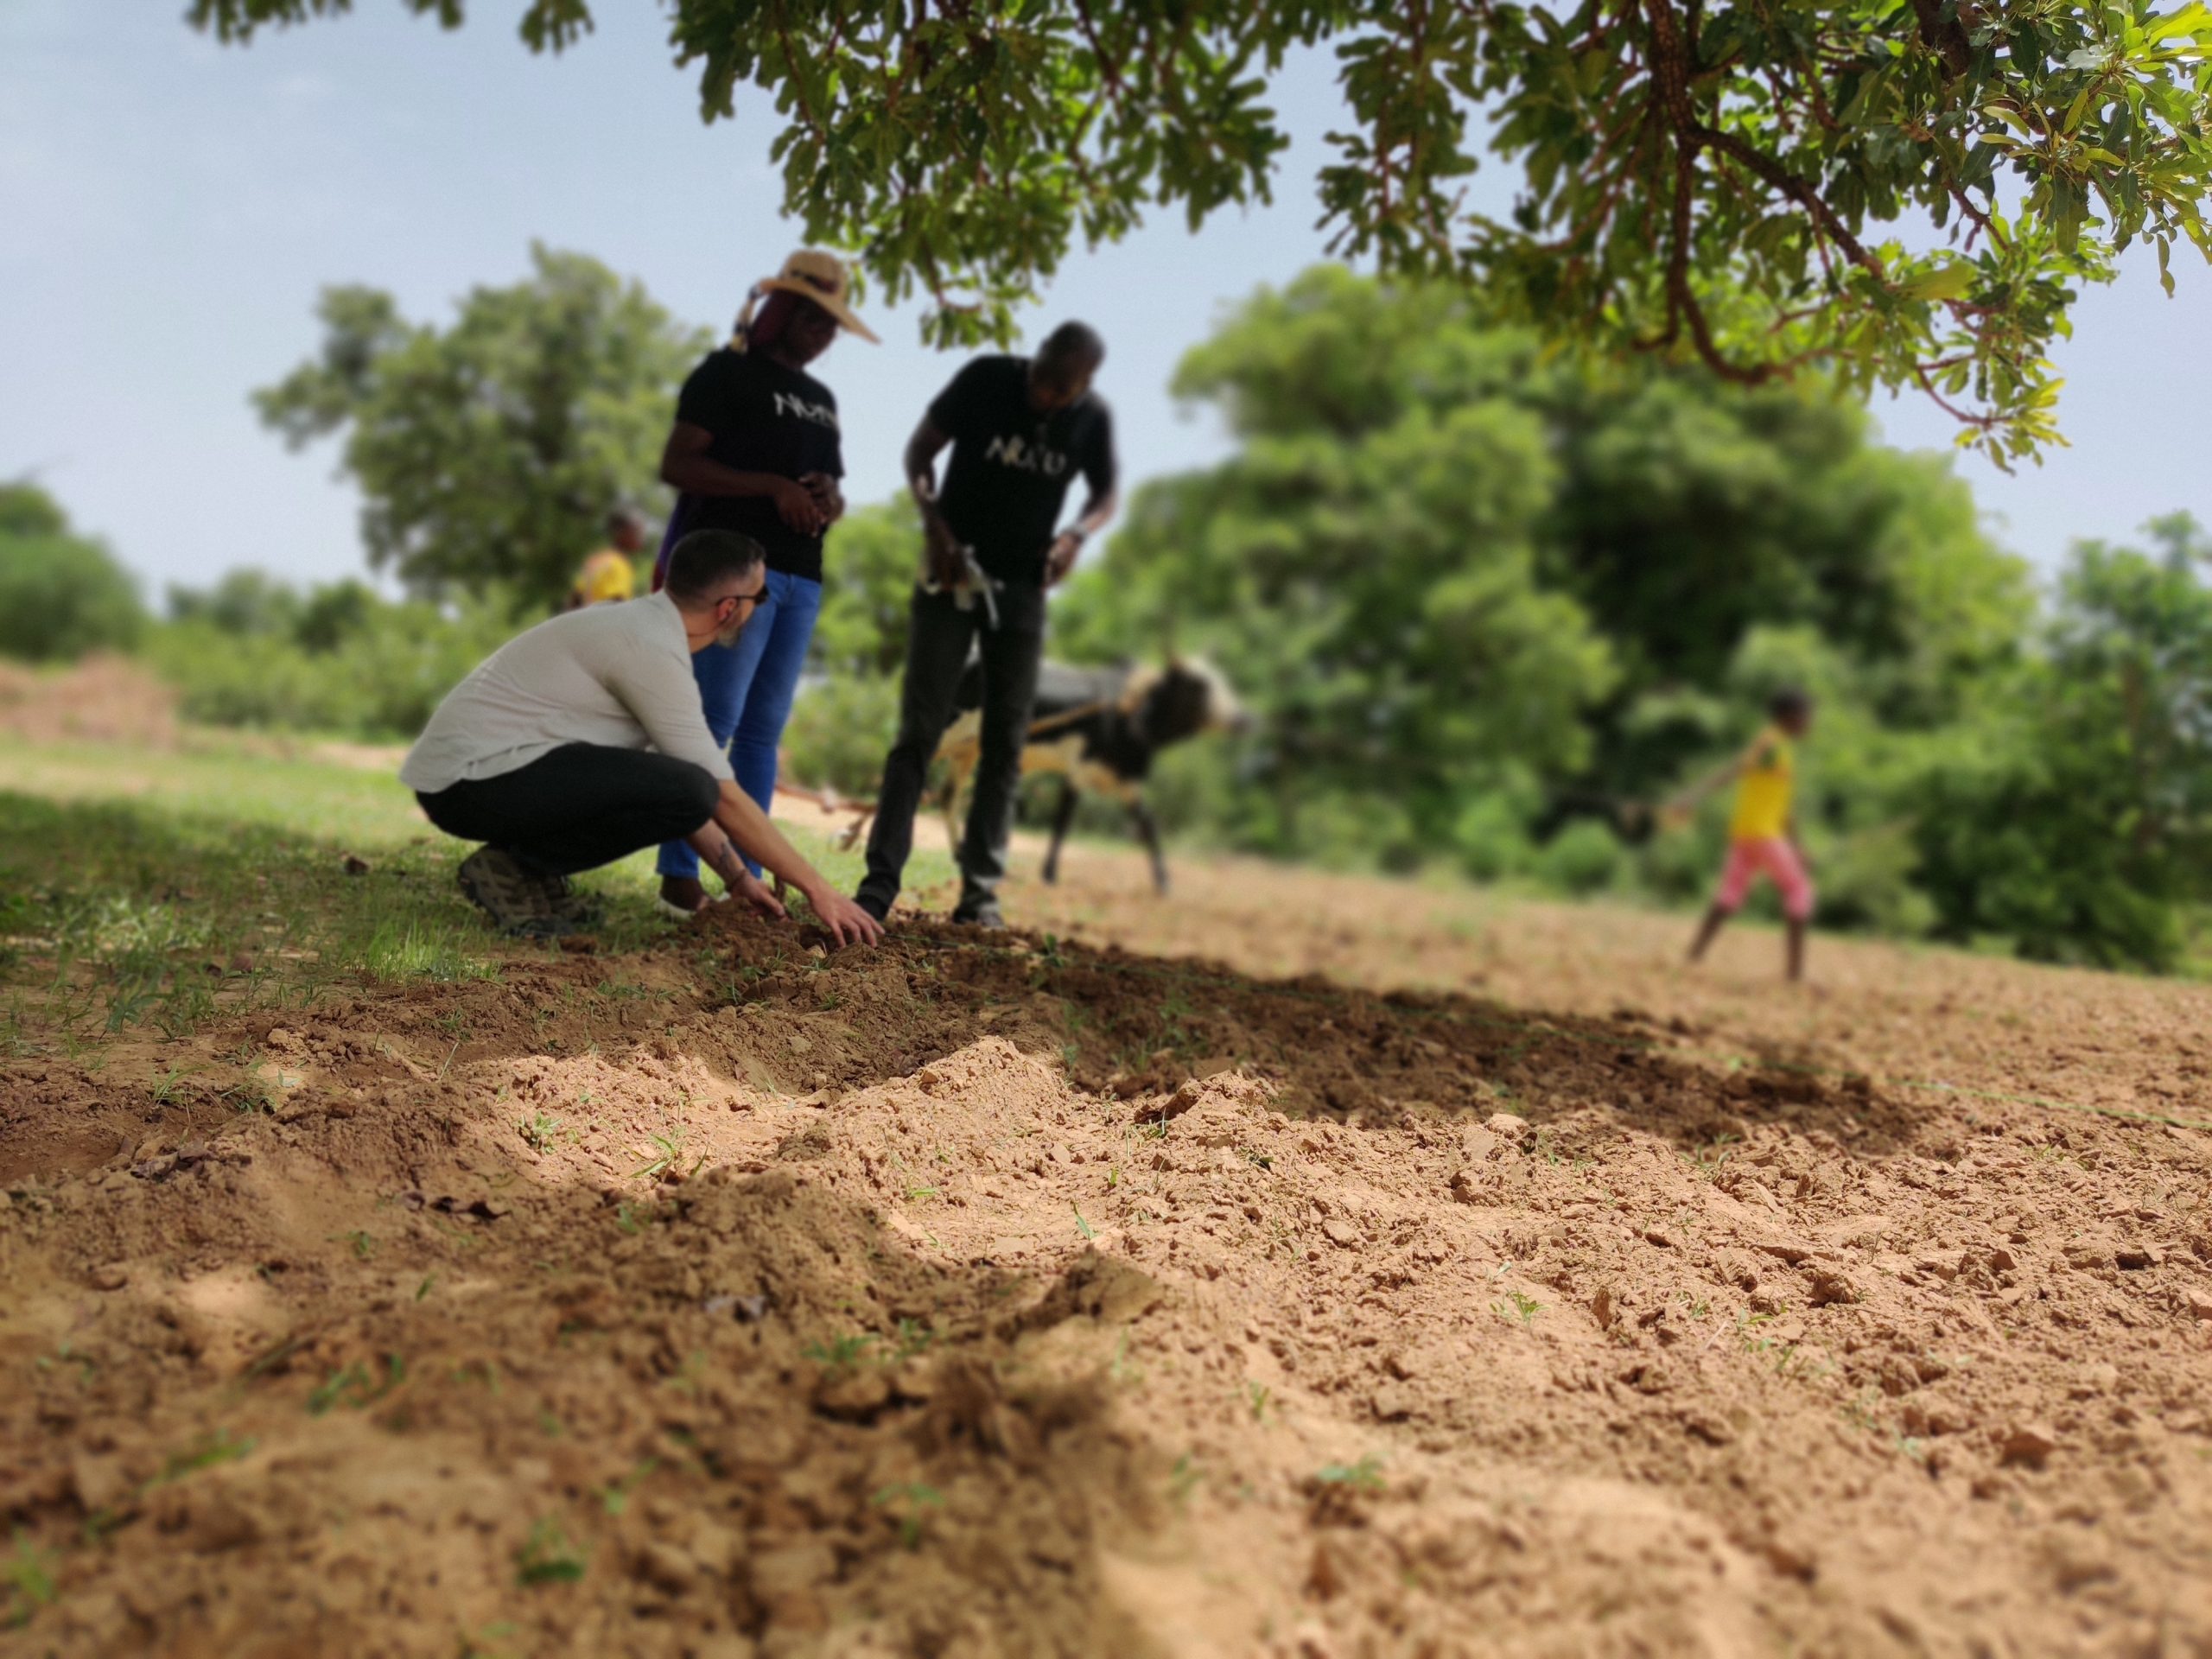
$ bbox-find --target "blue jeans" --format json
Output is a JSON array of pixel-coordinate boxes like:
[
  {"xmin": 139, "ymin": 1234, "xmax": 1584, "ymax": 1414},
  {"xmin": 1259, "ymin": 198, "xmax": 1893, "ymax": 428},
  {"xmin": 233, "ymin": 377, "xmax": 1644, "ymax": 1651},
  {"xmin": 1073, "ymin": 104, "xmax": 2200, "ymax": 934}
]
[{"xmin": 657, "ymin": 567, "xmax": 823, "ymax": 880}]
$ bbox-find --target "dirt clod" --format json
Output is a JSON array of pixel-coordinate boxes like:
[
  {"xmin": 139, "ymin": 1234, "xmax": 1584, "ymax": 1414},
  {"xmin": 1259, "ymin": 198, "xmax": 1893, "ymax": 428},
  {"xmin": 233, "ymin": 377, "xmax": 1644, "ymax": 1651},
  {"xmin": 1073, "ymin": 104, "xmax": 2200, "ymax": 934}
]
[
  {"xmin": 1806, "ymin": 1266, "xmax": 1861, "ymax": 1306},
  {"xmin": 2001, "ymin": 1422, "xmax": 2061, "ymax": 1468}
]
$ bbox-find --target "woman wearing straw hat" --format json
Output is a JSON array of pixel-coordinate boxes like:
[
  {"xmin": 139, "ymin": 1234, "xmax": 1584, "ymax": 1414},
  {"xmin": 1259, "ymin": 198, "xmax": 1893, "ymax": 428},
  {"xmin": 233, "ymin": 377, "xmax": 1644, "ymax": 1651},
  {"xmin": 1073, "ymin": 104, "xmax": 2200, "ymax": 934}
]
[{"xmin": 651, "ymin": 250, "xmax": 879, "ymax": 918}]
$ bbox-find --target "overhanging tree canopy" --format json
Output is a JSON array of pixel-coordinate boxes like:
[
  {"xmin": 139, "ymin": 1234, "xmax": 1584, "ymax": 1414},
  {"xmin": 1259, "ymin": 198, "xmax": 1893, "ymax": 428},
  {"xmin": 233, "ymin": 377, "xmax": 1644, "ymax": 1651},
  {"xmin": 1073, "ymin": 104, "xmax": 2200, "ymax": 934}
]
[{"xmin": 192, "ymin": 0, "xmax": 2212, "ymax": 461}]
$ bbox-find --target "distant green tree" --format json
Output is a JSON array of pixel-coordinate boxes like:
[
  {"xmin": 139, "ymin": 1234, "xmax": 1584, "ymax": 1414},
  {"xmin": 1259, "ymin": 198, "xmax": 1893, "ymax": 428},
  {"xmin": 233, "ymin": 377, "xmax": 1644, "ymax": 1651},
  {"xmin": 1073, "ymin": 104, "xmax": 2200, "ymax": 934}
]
[
  {"xmin": 255, "ymin": 245, "xmax": 709, "ymax": 606},
  {"xmin": 779, "ymin": 498, "xmax": 923, "ymax": 798},
  {"xmin": 1541, "ymin": 378, "xmax": 2030, "ymax": 721},
  {"xmin": 1057, "ymin": 274, "xmax": 1618, "ymax": 866},
  {"xmin": 0, "ymin": 483, "xmax": 69, "ymax": 538},
  {"xmin": 293, "ymin": 579, "xmax": 380, "ymax": 653},
  {"xmin": 192, "ymin": 0, "xmax": 2212, "ymax": 461},
  {"xmin": 808, "ymin": 499, "xmax": 922, "ymax": 682},
  {"xmin": 1056, "ymin": 267, "xmax": 2024, "ymax": 864},
  {"xmin": 166, "ymin": 568, "xmax": 305, "ymax": 639},
  {"xmin": 1913, "ymin": 515, "xmax": 2212, "ymax": 969},
  {"xmin": 0, "ymin": 483, "xmax": 145, "ymax": 663}
]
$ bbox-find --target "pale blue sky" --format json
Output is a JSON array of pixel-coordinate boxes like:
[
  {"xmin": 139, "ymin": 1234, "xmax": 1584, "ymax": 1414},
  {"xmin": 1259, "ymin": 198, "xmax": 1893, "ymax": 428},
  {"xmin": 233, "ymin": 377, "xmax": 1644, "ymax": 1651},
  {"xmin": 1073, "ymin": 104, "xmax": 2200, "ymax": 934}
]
[{"xmin": 3, "ymin": 1, "xmax": 2205, "ymax": 599}]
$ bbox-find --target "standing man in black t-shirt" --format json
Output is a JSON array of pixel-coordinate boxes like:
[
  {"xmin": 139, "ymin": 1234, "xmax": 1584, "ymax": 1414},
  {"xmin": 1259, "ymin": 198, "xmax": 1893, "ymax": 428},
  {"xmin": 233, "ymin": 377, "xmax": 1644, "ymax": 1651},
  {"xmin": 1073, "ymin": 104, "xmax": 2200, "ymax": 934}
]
[
  {"xmin": 855, "ymin": 323, "xmax": 1119, "ymax": 927},
  {"xmin": 650, "ymin": 250, "xmax": 876, "ymax": 919}
]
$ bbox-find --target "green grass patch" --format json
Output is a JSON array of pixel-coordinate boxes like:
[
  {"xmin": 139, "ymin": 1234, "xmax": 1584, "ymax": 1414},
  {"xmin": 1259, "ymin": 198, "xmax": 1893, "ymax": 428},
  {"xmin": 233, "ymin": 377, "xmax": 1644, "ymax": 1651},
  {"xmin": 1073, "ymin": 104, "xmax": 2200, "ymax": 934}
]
[
  {"xmin": 0, "ymin": 729, "xmax": 947, "ymax": 1045},
  {"xmin": 3, "ymin": 1530, "xmax": 59, "ymax": 1630},
  {"xmin": 355, "ymin": 918, "xmax": 499, "ymax": 984}
]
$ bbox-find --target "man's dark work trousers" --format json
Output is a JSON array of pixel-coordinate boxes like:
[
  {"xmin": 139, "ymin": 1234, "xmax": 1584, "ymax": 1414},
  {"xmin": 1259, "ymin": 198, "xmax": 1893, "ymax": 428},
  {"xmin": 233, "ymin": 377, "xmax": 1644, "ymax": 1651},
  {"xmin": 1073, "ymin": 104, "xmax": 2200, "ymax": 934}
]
[
  {"xmin": 417, "ymin": 744, "xmax": 720, "ymax": 877},
  {"xmin": 860, "ymin": 581, "xmax": 1046, "ymax": 918}
]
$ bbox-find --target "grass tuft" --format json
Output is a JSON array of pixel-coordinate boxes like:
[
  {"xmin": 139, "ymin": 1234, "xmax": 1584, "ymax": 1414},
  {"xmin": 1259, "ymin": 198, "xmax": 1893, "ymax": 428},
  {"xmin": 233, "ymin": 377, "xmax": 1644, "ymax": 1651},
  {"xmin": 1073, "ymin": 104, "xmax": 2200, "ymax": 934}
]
[{"xmin": 514, "ymin": 1518, "xmax": 588, "ymax": 1586}]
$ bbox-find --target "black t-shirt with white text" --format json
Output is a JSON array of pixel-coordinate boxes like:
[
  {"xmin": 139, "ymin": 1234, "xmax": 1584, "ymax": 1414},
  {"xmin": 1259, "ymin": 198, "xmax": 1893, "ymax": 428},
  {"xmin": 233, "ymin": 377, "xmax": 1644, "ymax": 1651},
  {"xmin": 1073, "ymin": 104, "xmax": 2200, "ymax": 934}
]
[
  {"xmin": 929, "ymin": 355, "xmax": 1116, "ymax": 583},
  {"xmin": 668, "ymin": 348, "xmax": 843, "ymax": 582}
]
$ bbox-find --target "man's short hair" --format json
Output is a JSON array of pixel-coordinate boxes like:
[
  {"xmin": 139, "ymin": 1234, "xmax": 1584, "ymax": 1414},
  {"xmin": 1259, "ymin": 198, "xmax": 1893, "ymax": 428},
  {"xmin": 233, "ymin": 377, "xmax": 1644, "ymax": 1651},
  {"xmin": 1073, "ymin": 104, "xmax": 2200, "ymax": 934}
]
[
  {"xmin": 605, "ymin": 507, "xmax": 645, "ymax": 538},
  {"xmin": 1039, "ymin": 321, "xmax": 1105, "ymax": 372},
  {"xmin": 663, "ymin": 530, "xmax": 765, "ymax": 602},
  {"xmin": 1768, "ymin": 687, "xmax": 1812, "ymax": 721}
]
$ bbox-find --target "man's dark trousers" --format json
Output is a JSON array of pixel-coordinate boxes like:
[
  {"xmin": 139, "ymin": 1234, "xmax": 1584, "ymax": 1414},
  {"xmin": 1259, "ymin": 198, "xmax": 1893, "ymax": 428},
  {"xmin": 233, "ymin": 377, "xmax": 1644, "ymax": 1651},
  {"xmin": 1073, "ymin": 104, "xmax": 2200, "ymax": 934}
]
[
  {"xmin": 859, "ymin": 581, "xmax": 1046, "ymax": 919},
  {"xmin": 418, "ymin": 744, "xmax": 720, "ymax": 877}
]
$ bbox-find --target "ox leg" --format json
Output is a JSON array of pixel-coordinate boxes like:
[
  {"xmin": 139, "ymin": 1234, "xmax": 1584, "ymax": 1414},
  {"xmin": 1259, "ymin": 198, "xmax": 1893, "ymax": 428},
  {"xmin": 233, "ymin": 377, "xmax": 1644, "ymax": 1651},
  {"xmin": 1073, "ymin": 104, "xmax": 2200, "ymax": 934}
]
[
  {"xmin": 1043, "ymin": 777, "xmax": 1079, "ymax": 885},
  {"xmin": 1129, "ymin": 798, "xmax": 1169, "ymax": 895}
]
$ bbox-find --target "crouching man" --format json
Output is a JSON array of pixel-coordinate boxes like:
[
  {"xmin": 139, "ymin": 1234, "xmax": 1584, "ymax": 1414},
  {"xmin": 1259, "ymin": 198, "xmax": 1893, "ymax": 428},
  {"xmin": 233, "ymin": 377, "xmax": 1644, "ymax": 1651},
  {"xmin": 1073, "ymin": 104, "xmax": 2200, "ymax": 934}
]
[{"xmin": 401, "ymin": 528, "xmax": 882, "ymax": 947}]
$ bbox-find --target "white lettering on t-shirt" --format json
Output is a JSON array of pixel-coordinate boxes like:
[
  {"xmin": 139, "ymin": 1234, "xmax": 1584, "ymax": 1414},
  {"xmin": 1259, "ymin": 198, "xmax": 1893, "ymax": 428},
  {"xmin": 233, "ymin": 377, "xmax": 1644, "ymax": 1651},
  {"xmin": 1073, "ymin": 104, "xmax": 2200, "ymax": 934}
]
[
  {"xmin": 772, "ymin": 391, "xmax": 840, "ymax": 429},
  {"xmin": 982, "ymin": 433, "xmax": 1070, "ymax": 477}
]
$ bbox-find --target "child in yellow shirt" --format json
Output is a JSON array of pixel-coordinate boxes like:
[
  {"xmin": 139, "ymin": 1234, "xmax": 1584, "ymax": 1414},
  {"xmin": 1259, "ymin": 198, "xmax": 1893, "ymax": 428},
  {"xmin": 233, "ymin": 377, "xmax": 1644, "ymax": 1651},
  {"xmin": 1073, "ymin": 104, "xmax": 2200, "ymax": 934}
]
[
  {"xmin": 1674, "ymin": 690, "xmax": 1815, "ymax": 982},
  {"xmin": 565, "ymin": 510, "xmax": 646, "ymax": 609}
]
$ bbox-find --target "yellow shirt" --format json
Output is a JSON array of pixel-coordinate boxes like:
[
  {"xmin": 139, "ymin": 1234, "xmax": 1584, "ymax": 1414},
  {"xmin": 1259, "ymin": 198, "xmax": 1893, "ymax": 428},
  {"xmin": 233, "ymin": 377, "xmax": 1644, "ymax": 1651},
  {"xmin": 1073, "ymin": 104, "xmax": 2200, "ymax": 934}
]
[
  {"xmin": 1729, "ymin": 727, "xmax": 1796, "ymax": 842},
  {"xmin": 572, "ymin": 549, "xmax": 637, "ymax": 607}
]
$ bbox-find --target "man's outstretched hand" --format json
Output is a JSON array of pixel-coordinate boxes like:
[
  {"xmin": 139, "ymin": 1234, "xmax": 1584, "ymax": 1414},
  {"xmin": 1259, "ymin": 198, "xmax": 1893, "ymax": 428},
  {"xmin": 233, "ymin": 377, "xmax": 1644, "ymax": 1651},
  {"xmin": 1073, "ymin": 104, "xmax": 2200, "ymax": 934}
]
[
  {"xmin": 806, "ymin": 886, "xmax": 884, "ymax": 948},
  {"xmin": 728, "ymin": 869, "xmax": 787, "ymax": 922}
]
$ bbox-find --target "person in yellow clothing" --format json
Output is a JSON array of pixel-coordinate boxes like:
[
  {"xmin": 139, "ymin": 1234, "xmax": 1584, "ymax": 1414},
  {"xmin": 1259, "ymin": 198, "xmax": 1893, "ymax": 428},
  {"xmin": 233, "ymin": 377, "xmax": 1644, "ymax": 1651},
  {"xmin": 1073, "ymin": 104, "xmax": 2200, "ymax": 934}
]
[
  {"xmin": 1672, "ymin": 690, "xmax": 1815, "ymax": 981},
  {"xmin": 566, "ymin": 510, "xmax": 646, "ymax": 609}
]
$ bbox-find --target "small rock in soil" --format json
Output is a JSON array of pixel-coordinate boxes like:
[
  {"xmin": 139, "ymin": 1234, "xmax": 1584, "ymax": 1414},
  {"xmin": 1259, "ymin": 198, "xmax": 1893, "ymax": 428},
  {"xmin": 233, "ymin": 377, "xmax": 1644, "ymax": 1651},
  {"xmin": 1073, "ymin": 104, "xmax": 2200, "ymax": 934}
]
[
  {"xmin": 2000, "ymin": 1422, "xmax": 2058, "ymax": 1468},
  {"xmin": 633, "ymin": 1540, "xmax": 696, "ymax": 1594},
  {"xmin": 811, "ymin": 1366, "xmax": 893, "ymax": 1421},
  {"xmin": 1806, "ymin": 1267, "xmax": 1860, "ymax": 1306},
  {"xmin": 702, "ymin": 1293, "xmax": 771, "ymax": 1323}
]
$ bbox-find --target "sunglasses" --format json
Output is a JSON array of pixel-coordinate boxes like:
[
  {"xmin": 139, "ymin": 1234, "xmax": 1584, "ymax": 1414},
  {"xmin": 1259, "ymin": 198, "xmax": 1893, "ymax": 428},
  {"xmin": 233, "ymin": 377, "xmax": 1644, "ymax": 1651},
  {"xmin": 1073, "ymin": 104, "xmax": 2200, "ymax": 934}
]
[{"xmin": 717, "ymin": 583, "xmax": 768, "ymax": 610}]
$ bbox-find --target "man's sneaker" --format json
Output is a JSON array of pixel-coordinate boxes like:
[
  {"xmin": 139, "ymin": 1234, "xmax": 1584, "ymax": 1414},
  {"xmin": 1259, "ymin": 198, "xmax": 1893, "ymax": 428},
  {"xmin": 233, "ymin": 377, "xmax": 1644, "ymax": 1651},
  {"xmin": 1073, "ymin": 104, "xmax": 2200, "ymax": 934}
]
[
  {"xmin": 457, "ymin": 847, "xmax": 573, "ymax": 938},
  {"xmin": 537, "ymin": 873, "xmax": 602, "ymax": 927},
  {"xmin": 951, "ymin": 899, "xmax": 1007, "ymax": 930},
  {"xmin": 854, "ymin": 890, "xmax": 890, "ymax": 924}
]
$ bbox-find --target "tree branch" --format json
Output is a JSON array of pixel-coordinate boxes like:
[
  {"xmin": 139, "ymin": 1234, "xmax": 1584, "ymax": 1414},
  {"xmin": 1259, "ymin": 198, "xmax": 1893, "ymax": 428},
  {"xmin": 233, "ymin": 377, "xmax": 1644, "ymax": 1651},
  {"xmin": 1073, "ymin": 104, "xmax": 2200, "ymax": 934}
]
[
  {"xmin": 1697, "ymin": 123, "xmax": 1884, "ymax": 276},
  {"xmin": 1907, "ymin": 0, "xmax": 1975, "ymax": 79}
]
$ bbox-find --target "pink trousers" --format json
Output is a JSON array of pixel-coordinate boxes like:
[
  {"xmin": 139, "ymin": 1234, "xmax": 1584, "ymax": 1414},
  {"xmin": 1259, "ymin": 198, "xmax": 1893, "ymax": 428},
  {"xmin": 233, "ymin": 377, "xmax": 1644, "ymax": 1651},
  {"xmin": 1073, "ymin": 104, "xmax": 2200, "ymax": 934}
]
[{"xmin": 1715, "ymin": 837, "xmax": 1814, "ymax": 921}]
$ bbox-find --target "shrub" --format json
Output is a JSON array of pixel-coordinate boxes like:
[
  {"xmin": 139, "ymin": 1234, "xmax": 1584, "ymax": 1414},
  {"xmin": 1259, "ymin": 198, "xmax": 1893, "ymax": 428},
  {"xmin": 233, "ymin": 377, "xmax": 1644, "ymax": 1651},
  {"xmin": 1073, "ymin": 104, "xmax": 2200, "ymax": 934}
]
[
  {"xmin": 780, "ymin": 674, "xmax": 901, "ymax": 800},
  {"xmin": 142, "ymin": 588, "xmax": 518, "ymax": 741},
  {"xmin": 1451, "ymin": 793, "xmax": 1535, "ymax": 884},
  {"xmin": 1912, "ymin": 740, "xmax": 2183, "ymax": 972},
  {"xmin": 1534, "ymin": 819, "xmax": 1624, "ymax": 895},
  {"xmin": 0, "ymin": 486, "xmax": 145, "ymax": 663}
]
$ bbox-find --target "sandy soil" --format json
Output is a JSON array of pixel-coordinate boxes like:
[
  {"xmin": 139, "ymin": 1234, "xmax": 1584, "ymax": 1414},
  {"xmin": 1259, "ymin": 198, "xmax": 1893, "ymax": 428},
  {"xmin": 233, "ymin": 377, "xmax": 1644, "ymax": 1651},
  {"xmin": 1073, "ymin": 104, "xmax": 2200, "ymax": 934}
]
[{"xmin": 4, "ymin": 838, "xmax": 2212, "ymax": 1657}]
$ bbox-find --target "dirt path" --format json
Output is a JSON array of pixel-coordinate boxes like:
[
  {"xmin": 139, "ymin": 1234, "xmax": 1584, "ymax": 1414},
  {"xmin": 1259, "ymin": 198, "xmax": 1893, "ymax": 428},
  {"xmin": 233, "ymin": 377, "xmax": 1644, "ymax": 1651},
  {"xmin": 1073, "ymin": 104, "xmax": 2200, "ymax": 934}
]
[{"xmin": 3, "ymin": 845, "xmax": 2211, "ymax": 1656}]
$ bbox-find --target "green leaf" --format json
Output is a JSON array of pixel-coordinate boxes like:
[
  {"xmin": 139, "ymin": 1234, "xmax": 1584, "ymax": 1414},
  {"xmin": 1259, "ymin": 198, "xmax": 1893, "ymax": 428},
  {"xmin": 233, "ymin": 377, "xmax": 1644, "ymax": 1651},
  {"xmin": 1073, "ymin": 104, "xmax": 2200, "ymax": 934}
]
[
  {"xmin": 1897, "ymin": 262, "xmax": 1979, "ymax": 302},
  {"xmin": 2146, "ymin": 3, "xmax": 2212, "ymax": 44}
]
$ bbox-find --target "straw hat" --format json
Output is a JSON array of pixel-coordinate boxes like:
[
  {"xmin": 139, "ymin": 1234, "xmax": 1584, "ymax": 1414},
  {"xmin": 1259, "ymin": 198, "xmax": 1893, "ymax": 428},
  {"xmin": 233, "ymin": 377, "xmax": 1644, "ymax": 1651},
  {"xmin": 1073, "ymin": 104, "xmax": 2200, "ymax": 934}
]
[{"xmin": 733, "ymin": 250, "xmax": 880, "ymax": 346}]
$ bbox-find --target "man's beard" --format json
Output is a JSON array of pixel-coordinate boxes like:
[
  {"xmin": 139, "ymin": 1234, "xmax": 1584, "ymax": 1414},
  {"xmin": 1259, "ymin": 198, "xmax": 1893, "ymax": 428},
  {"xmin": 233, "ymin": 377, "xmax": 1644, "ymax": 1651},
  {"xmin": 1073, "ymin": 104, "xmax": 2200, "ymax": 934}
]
[{"xmin": 715, "ymin": 615, "xmax": 750, "ymax": 647}]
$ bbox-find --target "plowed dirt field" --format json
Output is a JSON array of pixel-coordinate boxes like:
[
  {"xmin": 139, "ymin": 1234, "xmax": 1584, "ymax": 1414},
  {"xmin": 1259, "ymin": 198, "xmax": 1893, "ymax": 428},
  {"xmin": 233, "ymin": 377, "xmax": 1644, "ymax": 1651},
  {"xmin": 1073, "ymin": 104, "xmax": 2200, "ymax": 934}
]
[{"xmin": 5, "ymin": 830, "xmax": 2212, "ymax": 1658}]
